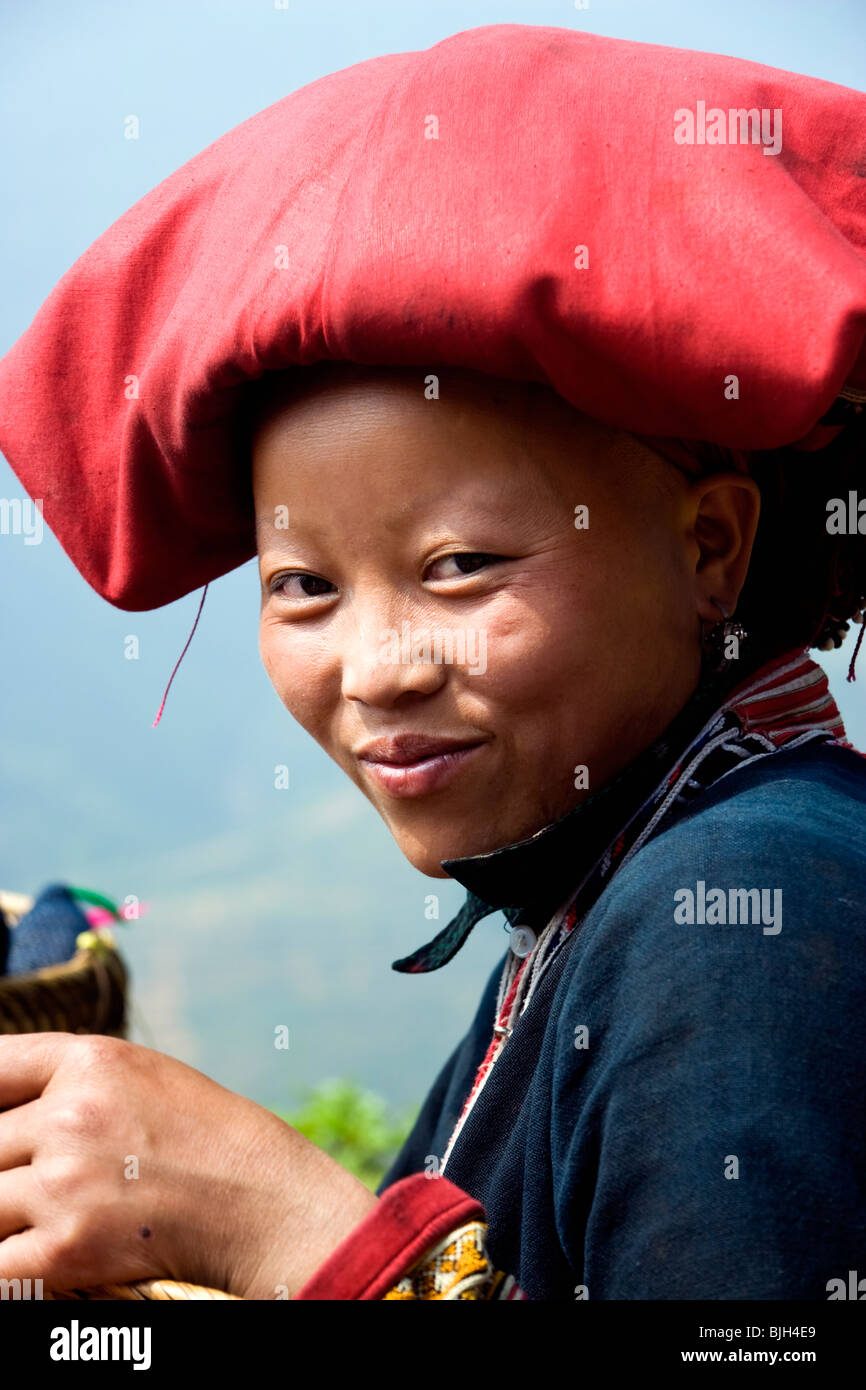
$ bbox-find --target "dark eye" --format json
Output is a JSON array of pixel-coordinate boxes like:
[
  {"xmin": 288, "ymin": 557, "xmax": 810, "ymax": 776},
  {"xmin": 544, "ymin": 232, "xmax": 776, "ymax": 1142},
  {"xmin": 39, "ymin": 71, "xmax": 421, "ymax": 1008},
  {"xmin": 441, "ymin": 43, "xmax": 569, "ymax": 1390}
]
[
  {"xmin": 426, "ymin": 552, "xmax": 501, "ymax": 580},
  {"xmin": 270, "ymin": 572, "xmax": 336, "ymax": 600}
]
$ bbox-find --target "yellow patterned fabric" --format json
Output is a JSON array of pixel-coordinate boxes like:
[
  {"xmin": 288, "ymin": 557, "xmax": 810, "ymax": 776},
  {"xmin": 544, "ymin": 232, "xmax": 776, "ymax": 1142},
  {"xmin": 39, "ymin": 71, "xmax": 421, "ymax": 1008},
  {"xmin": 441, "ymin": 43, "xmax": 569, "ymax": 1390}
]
[{"xmin": 382, "ymin": 1221, "xmax": 525, "ymax": 1300}]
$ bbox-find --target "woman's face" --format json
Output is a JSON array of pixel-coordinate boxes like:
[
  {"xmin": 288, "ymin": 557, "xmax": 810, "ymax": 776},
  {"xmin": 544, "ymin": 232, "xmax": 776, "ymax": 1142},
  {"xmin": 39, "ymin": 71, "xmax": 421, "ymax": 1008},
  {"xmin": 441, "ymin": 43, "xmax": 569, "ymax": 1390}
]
[{"xmin": 252, "ymin": 366, "xmax": 710, "ymax": 877}]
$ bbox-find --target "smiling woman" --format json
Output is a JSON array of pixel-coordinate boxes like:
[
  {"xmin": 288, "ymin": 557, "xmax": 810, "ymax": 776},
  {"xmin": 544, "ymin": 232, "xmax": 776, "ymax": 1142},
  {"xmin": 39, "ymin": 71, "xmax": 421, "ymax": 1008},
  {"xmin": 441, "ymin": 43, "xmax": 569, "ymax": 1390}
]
[
  {"xmin": 0, "ymin": 22, "xmax": 865, "ymax": 1305},
  {"xmin": 240, "ymin": 359, "xmax": 866, "ymax": 1300},
  {"xmin": 247, "ymin": 362, "xmax": 757, "ymax": 875}
]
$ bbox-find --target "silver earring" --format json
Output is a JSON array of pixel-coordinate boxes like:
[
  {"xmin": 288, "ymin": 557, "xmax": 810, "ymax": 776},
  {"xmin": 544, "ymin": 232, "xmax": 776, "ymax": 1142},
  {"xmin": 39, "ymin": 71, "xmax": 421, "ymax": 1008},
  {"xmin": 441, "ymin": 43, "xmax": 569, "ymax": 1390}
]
[{"xmin": 702, "ymin": 599, "xmax": 747, "ymax": 672}]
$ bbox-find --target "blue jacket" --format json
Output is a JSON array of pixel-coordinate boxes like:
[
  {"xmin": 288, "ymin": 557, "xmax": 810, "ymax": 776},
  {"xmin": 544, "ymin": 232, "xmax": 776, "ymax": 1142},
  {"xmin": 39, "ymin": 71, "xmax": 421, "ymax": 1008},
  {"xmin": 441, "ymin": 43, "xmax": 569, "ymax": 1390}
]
[{"xmin": 378, "ymin": 740, "xmax": 866, "ymax": 1300}]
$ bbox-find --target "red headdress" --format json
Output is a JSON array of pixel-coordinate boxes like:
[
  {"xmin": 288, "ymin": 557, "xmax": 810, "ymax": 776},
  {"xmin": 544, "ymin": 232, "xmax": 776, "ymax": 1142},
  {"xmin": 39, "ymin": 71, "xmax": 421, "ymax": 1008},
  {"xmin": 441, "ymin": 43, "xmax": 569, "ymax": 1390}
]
[{"xmin": 0, "ymin": 24, "xmax": 863, "ymax": 612}]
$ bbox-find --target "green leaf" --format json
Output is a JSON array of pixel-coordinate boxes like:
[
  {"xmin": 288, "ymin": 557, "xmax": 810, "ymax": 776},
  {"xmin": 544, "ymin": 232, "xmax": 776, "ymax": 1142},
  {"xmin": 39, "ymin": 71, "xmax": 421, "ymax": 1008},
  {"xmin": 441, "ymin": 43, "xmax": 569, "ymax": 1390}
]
[{"xmin": 272, "ymin": 1078, "xmax": 419, "ymax": 1191}]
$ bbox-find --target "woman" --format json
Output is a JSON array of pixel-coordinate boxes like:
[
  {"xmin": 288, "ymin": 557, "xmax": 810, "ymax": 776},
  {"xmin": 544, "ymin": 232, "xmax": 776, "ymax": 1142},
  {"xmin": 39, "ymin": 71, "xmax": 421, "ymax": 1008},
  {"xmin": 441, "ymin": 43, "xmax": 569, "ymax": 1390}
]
[{"xmin": 0, "ymin": 24, "xmax": 864, "ymax": 1301}]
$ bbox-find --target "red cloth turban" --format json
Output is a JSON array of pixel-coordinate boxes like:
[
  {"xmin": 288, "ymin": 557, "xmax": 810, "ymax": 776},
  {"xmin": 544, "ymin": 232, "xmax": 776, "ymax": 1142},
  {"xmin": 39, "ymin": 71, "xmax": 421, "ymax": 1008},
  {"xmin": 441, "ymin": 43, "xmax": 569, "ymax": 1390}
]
[{"xmin": 0, "ymin": 23, "xmax": 864, "ymax": 611}]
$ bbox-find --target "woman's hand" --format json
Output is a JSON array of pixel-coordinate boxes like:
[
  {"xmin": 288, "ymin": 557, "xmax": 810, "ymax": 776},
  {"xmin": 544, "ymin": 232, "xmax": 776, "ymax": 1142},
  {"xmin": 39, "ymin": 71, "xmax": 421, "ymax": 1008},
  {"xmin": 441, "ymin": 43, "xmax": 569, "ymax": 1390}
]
[{"xmin": 0, "ymin": 1033, "xmax": 379, "ymax": 1299}]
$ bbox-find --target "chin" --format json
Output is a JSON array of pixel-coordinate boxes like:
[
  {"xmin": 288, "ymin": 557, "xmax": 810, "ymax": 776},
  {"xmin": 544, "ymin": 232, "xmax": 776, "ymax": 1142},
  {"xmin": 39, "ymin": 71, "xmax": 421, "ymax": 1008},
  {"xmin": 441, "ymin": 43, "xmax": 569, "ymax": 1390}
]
[
  {"xmin": 397, "ymin": 843, "xmax": 457, "ymax": 878},
  {"xmin": 396, "ymin": 821, "xmax": 514, "ymax": 877},
  {"xmin": 390, "ymin": 828, "xmax": 472, "ymax": 878}
]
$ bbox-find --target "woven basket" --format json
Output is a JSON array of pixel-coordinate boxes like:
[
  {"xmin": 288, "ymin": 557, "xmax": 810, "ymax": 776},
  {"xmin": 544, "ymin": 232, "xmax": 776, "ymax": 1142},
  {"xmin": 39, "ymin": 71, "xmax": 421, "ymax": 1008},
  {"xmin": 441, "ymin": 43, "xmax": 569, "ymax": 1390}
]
[
  {"xmin": 0, "ymin": 890, "xmax": 127, "ymax": 1038},
  {"xmin": 0, "ymin": 890, "xmax": 239, "ymax": 1302}
]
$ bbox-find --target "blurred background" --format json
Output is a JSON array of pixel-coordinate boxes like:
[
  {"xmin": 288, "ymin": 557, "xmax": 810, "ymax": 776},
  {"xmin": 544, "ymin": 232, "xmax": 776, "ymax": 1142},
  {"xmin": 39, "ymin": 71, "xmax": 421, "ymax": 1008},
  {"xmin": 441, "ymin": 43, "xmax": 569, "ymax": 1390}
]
[{"xmin": 1, "ymin": 0, "xmax": 864, "ymax": 1182}]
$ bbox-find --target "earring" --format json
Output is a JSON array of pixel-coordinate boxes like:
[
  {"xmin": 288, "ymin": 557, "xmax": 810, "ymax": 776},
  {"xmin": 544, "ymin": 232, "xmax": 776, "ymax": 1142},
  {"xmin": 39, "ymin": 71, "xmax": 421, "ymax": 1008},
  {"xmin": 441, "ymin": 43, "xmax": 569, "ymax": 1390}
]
[{"xmin": 702, "ymin": 599, "xmax": 747, "ymax": 673}]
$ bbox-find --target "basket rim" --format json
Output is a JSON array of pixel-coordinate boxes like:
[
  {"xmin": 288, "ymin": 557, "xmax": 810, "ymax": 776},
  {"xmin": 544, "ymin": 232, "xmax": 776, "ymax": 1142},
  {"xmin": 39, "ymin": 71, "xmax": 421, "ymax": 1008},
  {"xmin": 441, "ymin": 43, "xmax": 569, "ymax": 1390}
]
[{"xmin": 0, "ymin": 944, "xmax": 125, "ymax": 993}]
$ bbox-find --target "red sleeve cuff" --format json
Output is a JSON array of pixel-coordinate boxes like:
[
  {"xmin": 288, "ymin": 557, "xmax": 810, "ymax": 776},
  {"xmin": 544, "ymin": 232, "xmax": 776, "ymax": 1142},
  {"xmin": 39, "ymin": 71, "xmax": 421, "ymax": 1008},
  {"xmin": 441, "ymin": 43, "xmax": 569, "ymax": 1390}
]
[{"xmin": 293, "ymin": 1173, "xmax": 486, "ymax": 1301}]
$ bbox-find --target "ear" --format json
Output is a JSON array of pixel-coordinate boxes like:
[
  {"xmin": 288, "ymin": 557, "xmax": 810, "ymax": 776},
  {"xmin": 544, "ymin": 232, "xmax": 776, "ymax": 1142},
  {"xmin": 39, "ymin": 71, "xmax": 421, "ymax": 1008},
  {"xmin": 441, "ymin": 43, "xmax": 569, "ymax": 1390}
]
[{"xmin": 687, "ymin": 472, "xmax": 761, "ymax": 622}]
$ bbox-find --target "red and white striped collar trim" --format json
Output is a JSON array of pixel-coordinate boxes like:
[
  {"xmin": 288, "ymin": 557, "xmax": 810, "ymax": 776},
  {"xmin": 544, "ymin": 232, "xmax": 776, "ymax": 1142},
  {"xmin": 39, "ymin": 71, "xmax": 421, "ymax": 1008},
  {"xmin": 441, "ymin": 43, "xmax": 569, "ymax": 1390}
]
[{"xmin": 723, "ymin": 648, "xmax": 845, "ymax": 746}]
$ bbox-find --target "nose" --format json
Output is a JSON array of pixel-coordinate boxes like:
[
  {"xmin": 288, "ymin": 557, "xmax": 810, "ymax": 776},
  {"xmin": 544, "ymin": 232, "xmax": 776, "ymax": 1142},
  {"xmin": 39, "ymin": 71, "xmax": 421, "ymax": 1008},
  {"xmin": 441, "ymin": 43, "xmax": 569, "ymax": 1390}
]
[{"xmin": 340, "ymin": 603, "xmax": 450, "ymax": 707}]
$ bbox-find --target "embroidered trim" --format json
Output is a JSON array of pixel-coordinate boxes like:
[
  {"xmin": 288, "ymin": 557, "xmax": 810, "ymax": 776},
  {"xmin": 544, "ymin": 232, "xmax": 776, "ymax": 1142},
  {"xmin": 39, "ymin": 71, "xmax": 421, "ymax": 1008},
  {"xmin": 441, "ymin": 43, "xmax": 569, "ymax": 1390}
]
[
  {"xmin": 382, "ymin": 1220, "xmax": 528, "ymax": 1300},
  {"xmin": 439, "ymin": 955, "xmax": 531, "ymax": 1172}
]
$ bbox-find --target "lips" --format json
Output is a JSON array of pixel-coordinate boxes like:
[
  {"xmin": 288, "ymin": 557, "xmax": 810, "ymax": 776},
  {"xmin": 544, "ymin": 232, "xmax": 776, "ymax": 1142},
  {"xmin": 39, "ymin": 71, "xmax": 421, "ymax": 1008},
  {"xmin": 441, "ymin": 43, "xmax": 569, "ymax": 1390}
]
[
  {"xmin": 356, "ymin": 734, "xmax": 485, "ymax": 766},
  {"xmin": 354, "ymin": 734, "xmax": 488, "ymax": 798}
]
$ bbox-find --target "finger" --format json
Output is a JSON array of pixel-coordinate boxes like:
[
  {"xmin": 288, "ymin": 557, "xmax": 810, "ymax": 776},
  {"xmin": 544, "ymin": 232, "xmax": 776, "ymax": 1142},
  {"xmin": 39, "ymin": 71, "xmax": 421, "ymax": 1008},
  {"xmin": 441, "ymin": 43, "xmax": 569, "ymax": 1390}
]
[
  {"xmin": 0, "ymin": 1229, "xmax": 50, "ymax": 1289},
  {"xmin": 0, "ymin": 1034, "xmax": 75, "ymax": 1107},
  {"xmin": 0, "ymin": 1167, "xmax": 33, "ymax": 1241},
  {"xmin": 0, "ymin": 1096, "xmax": 39, "ymax": 1170}
]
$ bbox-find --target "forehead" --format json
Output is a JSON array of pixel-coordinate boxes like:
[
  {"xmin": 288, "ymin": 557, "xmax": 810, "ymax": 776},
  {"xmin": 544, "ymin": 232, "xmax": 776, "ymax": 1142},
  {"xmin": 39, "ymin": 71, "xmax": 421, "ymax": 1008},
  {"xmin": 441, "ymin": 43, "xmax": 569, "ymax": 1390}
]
[
  {"xmin": 248, "ymin": 362, "xmax": 595, "ymax": 443},
  {"xmin": 253, "ymin": 397, "xmax": 587, "ymax": 534},
  {"xmin": 248, "ymin": 364, "xmax": 628, "ymax": 493}
]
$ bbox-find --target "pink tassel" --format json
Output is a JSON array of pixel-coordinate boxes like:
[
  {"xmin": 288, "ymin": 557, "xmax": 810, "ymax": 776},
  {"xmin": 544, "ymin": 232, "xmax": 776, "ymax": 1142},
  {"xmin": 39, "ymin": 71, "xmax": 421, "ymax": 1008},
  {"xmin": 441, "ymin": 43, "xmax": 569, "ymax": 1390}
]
[{"xmin": 152, "ymin": 585, "xmax": 209, "ymax": 727}]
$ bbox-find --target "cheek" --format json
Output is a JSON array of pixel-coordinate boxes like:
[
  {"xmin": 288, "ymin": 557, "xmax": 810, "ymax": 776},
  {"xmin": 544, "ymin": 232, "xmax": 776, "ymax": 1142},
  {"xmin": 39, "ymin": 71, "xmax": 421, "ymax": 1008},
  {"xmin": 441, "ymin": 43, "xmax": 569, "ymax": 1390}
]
[
  {"xmin": 258, "ymin": 620, "xmax": 334, "ymax": 737},
  {"xmin": 475, "ymin": 567, "xmax": 616, "ymax": 707},
  {"xmin": 258, "ymin": 620, "xmax": 278, "ymax": 685}
]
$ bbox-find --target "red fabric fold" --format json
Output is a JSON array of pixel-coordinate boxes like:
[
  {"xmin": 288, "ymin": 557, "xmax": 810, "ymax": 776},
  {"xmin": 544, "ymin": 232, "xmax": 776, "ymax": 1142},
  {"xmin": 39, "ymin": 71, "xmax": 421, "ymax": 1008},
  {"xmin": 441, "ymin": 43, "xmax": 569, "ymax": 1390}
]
[
  {"xmin": 0, "ymin": 25, "xmax": 863, "ymax": 611},
  {"xmin": 293, "ymin": 1173, "xmax": 485, "ymax": 1301}
]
